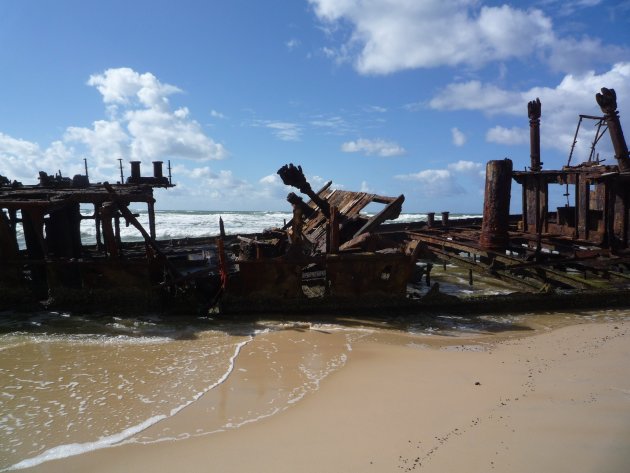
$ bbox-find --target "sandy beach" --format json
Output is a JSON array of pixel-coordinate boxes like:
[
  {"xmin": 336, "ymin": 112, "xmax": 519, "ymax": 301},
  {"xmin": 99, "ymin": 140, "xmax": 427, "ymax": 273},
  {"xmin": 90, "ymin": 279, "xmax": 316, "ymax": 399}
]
[{"xmin": 15, "ymin": 314, "xmax": 629, "ymax": 473}]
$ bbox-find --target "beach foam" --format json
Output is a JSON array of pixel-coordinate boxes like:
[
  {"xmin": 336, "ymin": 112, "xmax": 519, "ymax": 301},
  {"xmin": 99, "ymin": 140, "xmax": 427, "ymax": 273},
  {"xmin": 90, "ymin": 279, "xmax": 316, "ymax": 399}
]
[{"xmin": 0, "ymin": 324, "xmax": 253, "ymax": 471}]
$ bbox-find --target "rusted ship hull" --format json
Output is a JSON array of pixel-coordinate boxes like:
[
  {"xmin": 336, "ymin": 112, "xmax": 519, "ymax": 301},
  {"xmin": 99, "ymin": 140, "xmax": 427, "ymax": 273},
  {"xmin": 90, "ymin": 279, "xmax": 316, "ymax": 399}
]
[{"xmin": 1, "ymin": 88, "xmax": 630, "ymax": 316}]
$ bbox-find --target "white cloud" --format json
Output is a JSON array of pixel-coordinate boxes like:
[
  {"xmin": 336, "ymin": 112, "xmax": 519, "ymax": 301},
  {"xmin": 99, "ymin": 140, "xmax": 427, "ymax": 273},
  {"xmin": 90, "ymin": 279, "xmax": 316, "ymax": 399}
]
[
  {"xmin": 78, "ymin": 68, "xmax": 227, "ymax": 163},
  {"xmin": 430, "ymin": 62, "xmax": 630, "ymax": 162},
  {"xmin": 451, "ymin": 127, "xmax": 466, "ymax": 147},
  {"xmin": 258, "ymin": 173, "xmax": 293, "ymax": 200},
  {"xmin": 261, "ymin": 121, "xmax": 302, "ymax": 141},
  {"xmin": 429, "ymin": 81, "xmax": 521, "ymax": 114},
  {"xmin": 259, "ymin": 174, "xmax": 280, "ymax": 186},
  {"xmin": 365, "ymin": 105, "xmax": 387, "ymax": 113},
  {"xmin": 87, "ymin": 67, "xmax": 181, "ymax": 110},
  {"xmin": 175, "ymin": 166, "xmax": 252, "ymax": 201},
  {"xmin": 0, "ymin": 68, "xmax": 228, "ymax": 185},
  {"xmin": 310, "ymin": 115, "xmax": 355, "ymax": 135},
  {"xmin": 0, "ymin": 133, "xmax": 76, "ymax": 183},
  {"xmin": 395, "ymin": 160, "xmax": 485, "ymax": 197},
  {"xmin": 547, "ymin": 37, "xmax": 628, "ymax": 74},
  {"xmin": 486, "ymin": 126, "xmax": 528, "ymax": 145},
  {"xmin": 210, "ymin": 109, "xmax": 226, "ymax": 119},
  {"xmin": 309, "ymin": 0, "xmax": 626, "ymax": 75},
  {"xmin": 286, "ymin": 38, "xmax": 301, "ymax": 51},
  {"xmin": 341, "ymin": 138, "xmax": 405, "ymax": 157},
  {"xmin": 124, "ymin": 107, "xmax": 227, "ymax": 161},
  {"xmin": 395, "ymin": 169, "xmax": 463, "ymax": 197},
  {"xmin": 447, "ymin": 160, "xmax": 483, "ymax": 174},
  {"xmin": 64, "ymin": 120, "xmax": 129, "ymax": 167},
  {"xmin": 545, "ymin": 0, "xmax": 603, "ymax": 16}
]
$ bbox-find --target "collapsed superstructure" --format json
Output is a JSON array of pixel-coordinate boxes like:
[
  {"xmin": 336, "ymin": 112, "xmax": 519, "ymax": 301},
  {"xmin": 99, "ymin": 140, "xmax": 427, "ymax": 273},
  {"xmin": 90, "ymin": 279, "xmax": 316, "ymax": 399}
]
[{"xmin": 1, "ymin": 88, "xmax": 629, "ymax": 315}]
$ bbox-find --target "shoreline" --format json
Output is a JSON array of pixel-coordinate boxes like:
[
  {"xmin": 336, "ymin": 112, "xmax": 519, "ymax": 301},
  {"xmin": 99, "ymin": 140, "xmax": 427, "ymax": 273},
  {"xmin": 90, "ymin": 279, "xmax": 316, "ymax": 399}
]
[{"xmin": 19, "ymin": 316, "xmax": 630, "ymax": 473}]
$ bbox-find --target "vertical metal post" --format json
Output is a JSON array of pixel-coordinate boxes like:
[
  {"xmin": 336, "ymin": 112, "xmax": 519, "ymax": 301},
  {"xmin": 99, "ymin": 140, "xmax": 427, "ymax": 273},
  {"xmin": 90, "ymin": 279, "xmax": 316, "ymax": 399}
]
[
  {"xmin": 148, "ymin": 200, "xmax": 156, "ymax": 240},
  {"xmin": 480, "ymin": 159, "xmax": 513, "ymax": 249},
  {"xmin": 441, "ymin": 212, "xmax": 449, "ymax": 227},
  {"xmin": 528, "ymin": 98, "xmax": 542, "ymax": 171},
  {"xmin": 329, "ymin": 206, "xmax": 339, "ymax": 254},
  {"xmin": 118, "ymin": 159, "xmax": 124, "ymax": 184},
  {"xmin": 94, "ymin": 203, "xmax": 103, "ymax": 251},
  {"xmin": 100, "ymin": 203, "xmax": 118, "ymax": 259}
]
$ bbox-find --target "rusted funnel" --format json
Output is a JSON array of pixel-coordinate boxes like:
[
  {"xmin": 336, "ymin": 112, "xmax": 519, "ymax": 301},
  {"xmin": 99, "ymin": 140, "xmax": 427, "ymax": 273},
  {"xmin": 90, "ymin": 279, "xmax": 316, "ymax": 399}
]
[
  {"xmin": 130, "ymin": 161, "xmax": 141, "ymax": 180},
  {"xmin": 153, "ymin": 161, "xmax": 164, "ymax": 178},
  {"xmin": 528, "ymin": 98, "xmax": 542, "ymax": 171},
  {"xmin": 480, "ymin": 159, "xmax": 513, "ymax": 249}
]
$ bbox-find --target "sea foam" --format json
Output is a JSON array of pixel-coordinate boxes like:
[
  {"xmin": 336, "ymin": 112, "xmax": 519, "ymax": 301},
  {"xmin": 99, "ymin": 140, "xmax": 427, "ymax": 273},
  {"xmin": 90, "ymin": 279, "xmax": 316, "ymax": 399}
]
[{"xmin": 4, "ymin": 338, "xmax": 252, "ymax": 471}]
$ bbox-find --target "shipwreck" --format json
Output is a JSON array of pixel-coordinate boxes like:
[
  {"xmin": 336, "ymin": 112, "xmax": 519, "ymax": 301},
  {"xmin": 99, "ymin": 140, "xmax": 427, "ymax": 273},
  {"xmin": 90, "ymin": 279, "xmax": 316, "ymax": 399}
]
[{"xmin": 1, "ymin": 87, "xmax": 629, "ymax": 315}]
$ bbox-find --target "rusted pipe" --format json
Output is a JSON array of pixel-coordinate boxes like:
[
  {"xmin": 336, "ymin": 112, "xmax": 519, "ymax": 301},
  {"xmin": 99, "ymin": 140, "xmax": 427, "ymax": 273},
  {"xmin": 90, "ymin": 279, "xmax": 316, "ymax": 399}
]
[
  {"xmin": 528, "ymin": 98, "xmax": 542, "ymax": 171},
  {"xmin": 277, "ymin": 164, "xmax": 330, "ymax": 217},
  {"xmin": 427, "ymin": 212, "xmax": 435, "ymax": 227},
  {"xmin": 596, "ymin": 88, "xmax": 630, "ymax": 172},
  {"xmin": 480, "ymin": 159, "xmax": 513, "ymax": 249},
  {"xmin": 441, "ymin": 212, "xmax": 449, "ymax": 227},
  {"xmin": 130, "ymin": 161, "xmax": 141, "ymax": 180},
  {"xmin": 152, "ymin": 161, "xmax": 164, "ymax": 178}
]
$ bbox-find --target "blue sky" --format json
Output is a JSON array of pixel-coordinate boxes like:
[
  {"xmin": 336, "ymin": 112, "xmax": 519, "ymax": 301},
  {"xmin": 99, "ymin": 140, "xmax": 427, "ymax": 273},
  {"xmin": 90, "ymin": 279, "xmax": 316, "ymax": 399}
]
[{"xmin": 0, "ymin": 0, "xmax": 629, "ymax": 212}]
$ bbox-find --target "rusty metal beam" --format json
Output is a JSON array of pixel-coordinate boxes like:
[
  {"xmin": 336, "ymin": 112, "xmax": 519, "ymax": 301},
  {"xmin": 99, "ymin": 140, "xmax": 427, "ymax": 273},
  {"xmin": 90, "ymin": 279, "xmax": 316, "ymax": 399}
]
[{"xmin": 353, "ymin": 194, "xmax": 404, "ymax": 239}]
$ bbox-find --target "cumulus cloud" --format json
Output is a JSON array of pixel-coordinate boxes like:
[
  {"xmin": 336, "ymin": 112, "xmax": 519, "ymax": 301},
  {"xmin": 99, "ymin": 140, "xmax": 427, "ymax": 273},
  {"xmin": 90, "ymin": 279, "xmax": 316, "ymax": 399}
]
[
  {"xmin": 0, "ymin": 133, "xmax": 76, "ymax": 183},
  {"xmin": 429, "ymin": 81, "xmax": 521, "ymax": 114},
  {"xmin": 64, "ymin": 120, "xmax": 129, "ymax": 169},
  {"xmin": 394, "ymin": 169, "xmax": 464, "ymax": 197},
  {"xmin": 486, "ymin": 126, "xmax": 528, "ymax": 145},
  {"xmin": 82, "ymin": 68, "xmax": 227, "ymax": 162},
  {"xmin": 87, "ymin": 67, "xmax": 181, "ymax": 110},
  {"xmin": 0, "ymin": 68, "xmax": 228, "ymax": 184},
  {"xmin": 123, "ymin": 107, "xmax": 227, "ymax": 161},
  {"xmin": 175, "ymin": 166, "xmax": 252, "ymax": 200},
  {"xmin": 309, "ymin": 0, "xmax": 626, "ymax": 75},
  {"xmin": 451, "ymin": 128, "xmax": 466, "ymax": 147},
  {"xmin": 341, "ymin": 138, "xmax": 405, "ymax": 156},
  {"xmin": 431, "ymin": 62, "xmax": 630, "ymax": 162},
  {"xmin": 447, "ymin": 160, "xmax": 483, "ymax": 174},
  {"xmin": 395, "ymin": 160, "xmax": 485, "ymax": 197}
]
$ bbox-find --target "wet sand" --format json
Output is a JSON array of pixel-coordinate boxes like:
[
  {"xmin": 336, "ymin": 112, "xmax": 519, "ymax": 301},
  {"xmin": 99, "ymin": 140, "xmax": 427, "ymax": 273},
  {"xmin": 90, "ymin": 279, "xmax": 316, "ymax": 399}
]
[{"xmin": 22, "ymin": 317, "xmax": 630, "ymax": 473}]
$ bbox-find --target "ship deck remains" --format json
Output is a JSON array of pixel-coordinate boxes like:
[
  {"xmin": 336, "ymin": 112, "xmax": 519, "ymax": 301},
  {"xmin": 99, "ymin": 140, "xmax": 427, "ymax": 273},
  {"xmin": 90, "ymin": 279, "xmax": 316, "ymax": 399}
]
[{"xmin": 1, "ymin": 87, "xmax": 629, "ymax": 315}]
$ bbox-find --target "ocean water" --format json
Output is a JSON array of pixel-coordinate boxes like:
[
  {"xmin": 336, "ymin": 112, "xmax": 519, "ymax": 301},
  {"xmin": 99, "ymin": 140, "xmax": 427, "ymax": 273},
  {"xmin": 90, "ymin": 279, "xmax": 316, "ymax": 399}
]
[
  {"xmin": 11, "ymin": 209, "xmax": 481, "ymax": 248},
  {"xmin": 0, "ymin": 313, "xmax": 365, "ymax": 470},
  {"xmin": 2, "ymin": 308, "xmax": 630, "ymax": 470}
]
